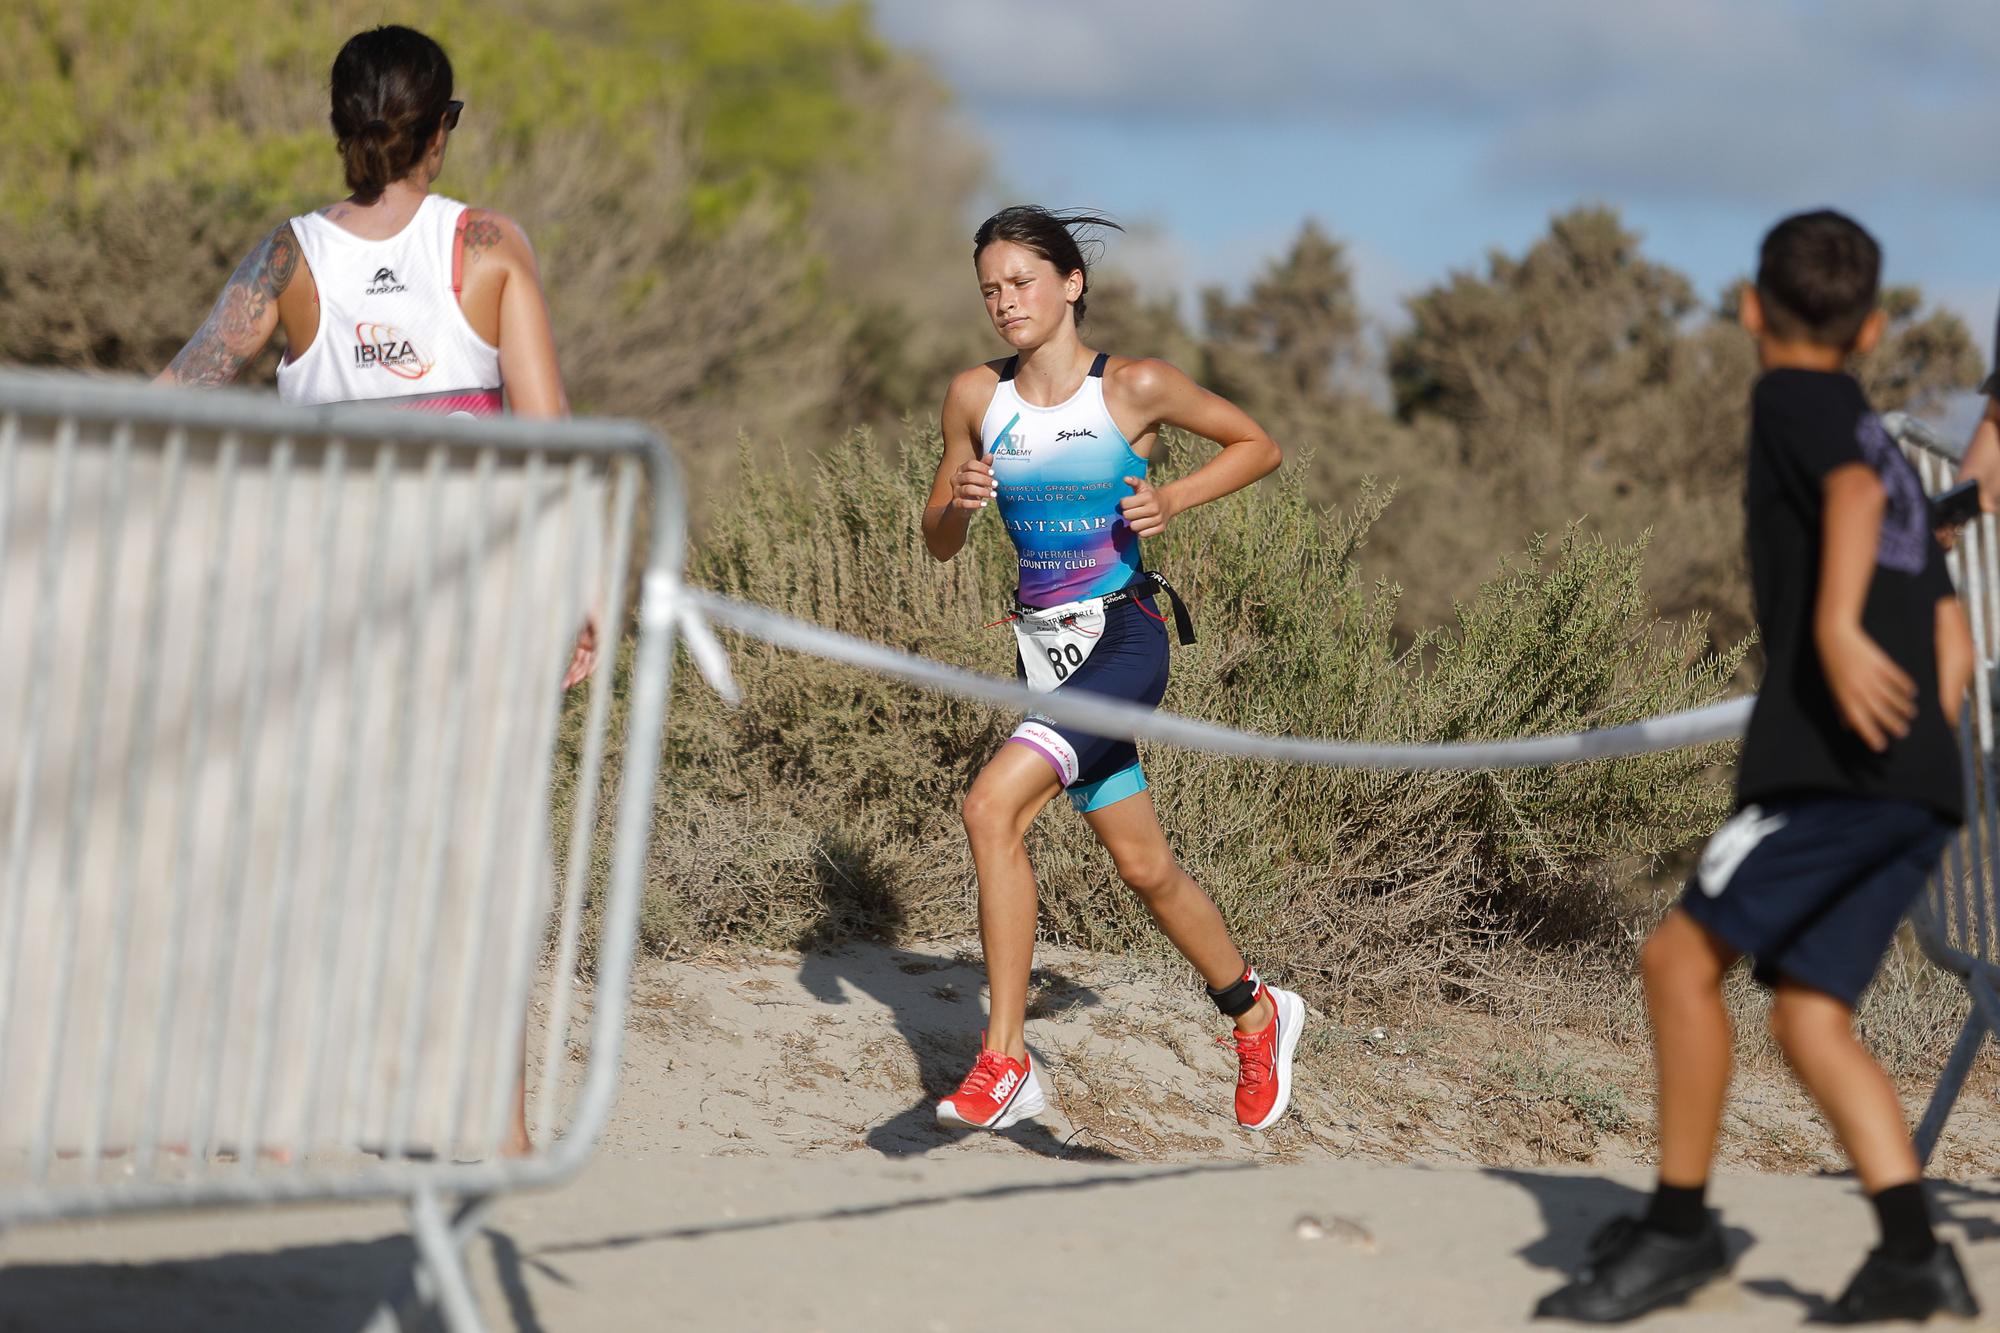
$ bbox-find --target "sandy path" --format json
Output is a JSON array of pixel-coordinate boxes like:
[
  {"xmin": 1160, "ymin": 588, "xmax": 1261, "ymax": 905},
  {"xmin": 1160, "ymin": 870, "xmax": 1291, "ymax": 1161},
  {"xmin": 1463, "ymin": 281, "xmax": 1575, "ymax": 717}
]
[{"xmin": 5, "ymin": 941, "xmax": 2000, "ymax": 1330}]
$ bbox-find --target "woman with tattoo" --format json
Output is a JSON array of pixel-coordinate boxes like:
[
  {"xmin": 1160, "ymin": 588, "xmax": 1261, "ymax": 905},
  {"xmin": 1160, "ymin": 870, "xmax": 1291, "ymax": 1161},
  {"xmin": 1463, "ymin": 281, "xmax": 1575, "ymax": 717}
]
[
  {"xmin": 155, "ymin": 25, "xmax": 585, "ymax": 1159},
  {"xmin": 158, "ymin": 24, "xmax": 564, "ymax": 419}
]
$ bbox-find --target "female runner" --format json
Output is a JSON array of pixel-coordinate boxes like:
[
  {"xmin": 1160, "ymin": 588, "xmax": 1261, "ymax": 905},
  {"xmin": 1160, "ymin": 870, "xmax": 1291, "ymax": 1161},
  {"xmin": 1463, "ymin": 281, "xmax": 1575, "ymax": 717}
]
[
  {"xmin": 157, "ymin": 24, "xmax": 588, "ymax": 1155},
  {"xmin": 922, "ymin": 206, "xmax": 1302, "ymax": 1132}
]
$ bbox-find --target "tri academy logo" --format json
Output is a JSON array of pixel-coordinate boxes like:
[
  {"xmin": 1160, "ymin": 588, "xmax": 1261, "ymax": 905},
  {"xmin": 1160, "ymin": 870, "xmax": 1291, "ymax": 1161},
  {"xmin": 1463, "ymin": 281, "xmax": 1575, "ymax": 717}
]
[
  {"xmin": 353, "ymin": 322, "xmax": 433, "ymax": 380},
  {"xmin": 364, "ymin": 266, "xmax": 407, "ymax": 296},
  {"xmin": 988, "ymin": 412, "xmax": 1030, "ymax": 457}
]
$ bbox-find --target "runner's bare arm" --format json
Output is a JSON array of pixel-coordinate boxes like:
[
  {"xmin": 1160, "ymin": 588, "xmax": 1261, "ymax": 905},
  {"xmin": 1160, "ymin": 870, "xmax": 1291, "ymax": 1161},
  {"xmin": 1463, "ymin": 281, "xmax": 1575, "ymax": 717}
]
[
  {"xmin": 466, "ymin": 210, "xmax": 567, "ymax": 418},
  {"xmin": 156, "ymin": 224, "xmax": 300, "ymax": 387},
  {"xmin": 1109, "ymin": 358, "xmax": 1280, "ymax": 538},
  {"xmin": 923, "ymin": 367, "xmax": 996, "ymax": 561}
]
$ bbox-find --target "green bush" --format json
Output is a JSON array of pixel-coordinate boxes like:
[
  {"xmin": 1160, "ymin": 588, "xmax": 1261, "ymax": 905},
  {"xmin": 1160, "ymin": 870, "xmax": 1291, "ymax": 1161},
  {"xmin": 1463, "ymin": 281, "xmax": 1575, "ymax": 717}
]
[{"xmin": 571, "ymin": 429, "xmax": 1746, "ymax": 1020}]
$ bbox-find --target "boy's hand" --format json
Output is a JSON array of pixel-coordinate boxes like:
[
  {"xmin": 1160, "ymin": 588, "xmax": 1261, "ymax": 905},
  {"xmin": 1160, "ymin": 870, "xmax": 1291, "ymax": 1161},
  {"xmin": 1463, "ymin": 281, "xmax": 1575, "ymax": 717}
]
[{"xmin": 1818, "ymin": 622, "xmax": 1917, "ymax": 752}]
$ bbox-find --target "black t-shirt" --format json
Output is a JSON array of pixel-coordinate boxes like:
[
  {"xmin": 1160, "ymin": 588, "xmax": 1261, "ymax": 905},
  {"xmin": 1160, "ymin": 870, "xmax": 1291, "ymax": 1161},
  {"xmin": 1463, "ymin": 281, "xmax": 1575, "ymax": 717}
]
[{"xmin": 1737, "ymin": 369, "xmax": 1962, "ymax": 821}]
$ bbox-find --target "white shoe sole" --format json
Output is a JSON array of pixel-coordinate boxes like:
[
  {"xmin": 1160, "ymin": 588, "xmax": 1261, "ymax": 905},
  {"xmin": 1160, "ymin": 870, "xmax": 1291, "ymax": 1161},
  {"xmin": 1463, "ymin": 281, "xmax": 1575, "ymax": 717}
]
[
  {"xmin": 937, "ymin": 1063, "xmax": 1047, "ymax": 1130},
  {"xmin": 1241, "ymin": 987, "xmax": 1306, "ymax": 1131}
]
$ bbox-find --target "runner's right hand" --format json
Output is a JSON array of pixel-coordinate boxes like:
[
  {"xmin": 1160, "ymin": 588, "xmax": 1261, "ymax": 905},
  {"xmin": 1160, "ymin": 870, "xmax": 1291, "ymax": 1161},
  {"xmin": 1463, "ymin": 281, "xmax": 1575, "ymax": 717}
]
[{"xmin": 953, "ymin": 456, "xmax": 996, "ymax": 511}]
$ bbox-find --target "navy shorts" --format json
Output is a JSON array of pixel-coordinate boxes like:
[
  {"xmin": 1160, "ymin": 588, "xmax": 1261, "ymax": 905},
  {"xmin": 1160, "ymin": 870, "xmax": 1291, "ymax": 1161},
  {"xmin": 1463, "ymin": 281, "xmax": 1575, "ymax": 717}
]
[
  {"xmin": 1008, "ymin": 596, "xmax": 1168, "ymax": 812},
  {"xmin": 1679, "ymin": 795, "xmax": 1956, "ymax": 1007}
]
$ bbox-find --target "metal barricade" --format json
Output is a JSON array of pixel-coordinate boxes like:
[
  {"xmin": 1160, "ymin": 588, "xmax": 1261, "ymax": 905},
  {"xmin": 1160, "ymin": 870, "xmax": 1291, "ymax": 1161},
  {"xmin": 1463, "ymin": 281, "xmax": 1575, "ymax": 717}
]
[
  {"xmin": 0, "ymin": 371, "xmax": 686, "ymax": 1332},
  {"xmin": 1887, "ymin": 411, "xmax": 2000, "ymax": 1164}
]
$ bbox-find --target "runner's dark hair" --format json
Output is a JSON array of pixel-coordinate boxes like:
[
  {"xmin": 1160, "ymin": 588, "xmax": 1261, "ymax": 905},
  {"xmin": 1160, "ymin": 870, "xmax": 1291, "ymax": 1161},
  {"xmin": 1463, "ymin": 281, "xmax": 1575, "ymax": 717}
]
[
  {"xmin": 330, "ymin": 26, "xmax": 455, "ymax": 205},
  {"xmin": 974, "ymin": 206, "xmax": 1123, "ymax": 325}
]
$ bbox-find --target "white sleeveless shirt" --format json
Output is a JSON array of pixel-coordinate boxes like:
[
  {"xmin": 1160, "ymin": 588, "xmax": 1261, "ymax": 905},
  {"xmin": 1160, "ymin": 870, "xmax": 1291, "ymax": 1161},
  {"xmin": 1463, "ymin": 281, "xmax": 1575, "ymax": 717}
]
[{"xmin": 276, "ymin": 194, "xmax": 503, "ymax": 415}]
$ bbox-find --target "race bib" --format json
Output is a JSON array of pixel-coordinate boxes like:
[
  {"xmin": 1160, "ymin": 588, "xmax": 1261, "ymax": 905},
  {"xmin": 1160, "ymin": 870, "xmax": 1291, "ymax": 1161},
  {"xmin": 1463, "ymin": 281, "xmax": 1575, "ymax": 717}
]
[{"xmin": 1011, "ymin": 597, "xmax": 1108, "ymax": 692}]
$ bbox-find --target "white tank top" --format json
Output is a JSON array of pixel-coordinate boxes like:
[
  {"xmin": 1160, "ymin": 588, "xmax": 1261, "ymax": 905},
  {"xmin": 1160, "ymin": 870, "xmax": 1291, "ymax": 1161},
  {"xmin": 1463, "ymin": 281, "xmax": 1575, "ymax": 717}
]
[
  {"xmin": 276, "ymin": 194, "xmax": 504, "ymax": 415},
  {"xmin": 978, "ymin": 352, "xmax": 1147, "ymax": 607}
]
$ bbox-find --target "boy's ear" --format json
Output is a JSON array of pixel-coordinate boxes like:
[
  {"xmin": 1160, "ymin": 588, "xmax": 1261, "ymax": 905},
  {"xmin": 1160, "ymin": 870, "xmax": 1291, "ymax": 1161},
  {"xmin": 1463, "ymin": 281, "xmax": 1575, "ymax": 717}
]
[
  {"xmin": 1738, "ymin": 283, "xmax": 1765, "ymax": 336},
  {"xmin": 1853, "ymin": 307, "xmax": 1888, "ymax": 357}
]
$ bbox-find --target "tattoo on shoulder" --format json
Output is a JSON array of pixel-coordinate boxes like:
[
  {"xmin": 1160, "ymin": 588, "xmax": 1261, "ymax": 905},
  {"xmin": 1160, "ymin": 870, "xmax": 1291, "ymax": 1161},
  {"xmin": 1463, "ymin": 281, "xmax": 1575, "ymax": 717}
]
[
  {"xmin": 165, "ymin": 225, "xmax": 300, "ymax": 387},
  {"xmin": 462, "ymin": 214, "xmax": 506, "ymax": 264}
]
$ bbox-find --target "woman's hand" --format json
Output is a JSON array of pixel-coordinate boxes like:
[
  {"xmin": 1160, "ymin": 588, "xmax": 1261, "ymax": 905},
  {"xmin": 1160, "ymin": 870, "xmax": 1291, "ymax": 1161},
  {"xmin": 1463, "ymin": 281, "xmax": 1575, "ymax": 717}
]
[
  {"xmin": 953, "ymin": 456, "xmax": 996, "ymax": 511},
  {"xmin": 561, "ymin": 614, "xmax": 600, "ymax": 691},
  {"xmin": 1119, "ymin": 475, "xmax": 1178, "ymax": 538}
]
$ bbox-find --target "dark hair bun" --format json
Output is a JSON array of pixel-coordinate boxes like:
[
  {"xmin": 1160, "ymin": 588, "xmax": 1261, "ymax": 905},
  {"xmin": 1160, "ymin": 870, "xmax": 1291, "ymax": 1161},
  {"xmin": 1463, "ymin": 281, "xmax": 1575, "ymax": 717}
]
[{"xmin": 330, "ymin": 26, "xmax": 454, "ymax": 203}]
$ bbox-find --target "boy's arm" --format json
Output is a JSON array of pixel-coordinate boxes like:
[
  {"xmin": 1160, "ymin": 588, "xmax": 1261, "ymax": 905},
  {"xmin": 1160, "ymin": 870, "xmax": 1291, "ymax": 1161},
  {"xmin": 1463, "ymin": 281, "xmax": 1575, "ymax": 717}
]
[
  {"xmin": 1815, "ymin": 463, "xmax": 1917, "ymax": 752},
  {"xmin": 1936, "ymin": 595, "xmax": 1974, "ymax": 728}
]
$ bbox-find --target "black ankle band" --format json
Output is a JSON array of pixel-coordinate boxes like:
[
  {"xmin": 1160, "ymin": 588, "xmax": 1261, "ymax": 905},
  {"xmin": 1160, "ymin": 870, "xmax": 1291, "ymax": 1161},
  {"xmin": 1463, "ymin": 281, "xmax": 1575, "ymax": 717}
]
[
  {"xmin": 1208, "ymin": 967, "xmax": 1261, "ymax": 1018},
  {"xmin": 1871, "ymin": 1182, "xmax": 1937, "ymax": 1261},
  {"xmin": 1645, "ymin": 1181, "xmax": 1709, "ymax": 1238}
]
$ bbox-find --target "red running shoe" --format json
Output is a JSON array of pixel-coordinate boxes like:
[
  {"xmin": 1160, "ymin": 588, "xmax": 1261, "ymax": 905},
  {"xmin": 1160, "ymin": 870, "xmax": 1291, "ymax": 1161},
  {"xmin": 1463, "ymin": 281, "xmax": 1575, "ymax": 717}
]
[
  {"xmin": 1232, "ymin": 985, "xmax": 1305, "ymax": 1130},
  {"xmin": 936, "ymin": 1040, "xmax": 1046, "ymax": 1130}
]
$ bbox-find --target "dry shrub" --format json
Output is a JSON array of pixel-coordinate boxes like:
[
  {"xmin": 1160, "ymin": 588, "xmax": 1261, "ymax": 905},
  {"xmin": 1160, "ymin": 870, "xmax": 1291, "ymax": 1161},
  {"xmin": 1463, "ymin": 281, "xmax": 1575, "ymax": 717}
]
[{"xmin": 567, "ymin": 425, "xmax": 1760, "ymax": 1032}]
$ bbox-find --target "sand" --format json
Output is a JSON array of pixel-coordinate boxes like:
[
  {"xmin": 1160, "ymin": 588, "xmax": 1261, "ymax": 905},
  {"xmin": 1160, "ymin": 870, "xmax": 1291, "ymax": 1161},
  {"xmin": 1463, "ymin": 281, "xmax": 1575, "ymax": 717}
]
[{"xmin": 5, "ymin": 941, "xmax": 2000, "ymax": 1331}]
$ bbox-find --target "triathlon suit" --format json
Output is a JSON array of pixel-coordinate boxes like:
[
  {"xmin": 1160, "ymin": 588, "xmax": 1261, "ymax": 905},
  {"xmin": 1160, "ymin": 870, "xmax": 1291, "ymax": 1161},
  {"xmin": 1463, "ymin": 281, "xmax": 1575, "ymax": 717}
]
[
  {"xmin": 982, "ymin": 352, "xmax": 1184, "ymax": 813},
  {"xmin": 276, "ymin": 193, "xmax": 503, "ymax": 414}
]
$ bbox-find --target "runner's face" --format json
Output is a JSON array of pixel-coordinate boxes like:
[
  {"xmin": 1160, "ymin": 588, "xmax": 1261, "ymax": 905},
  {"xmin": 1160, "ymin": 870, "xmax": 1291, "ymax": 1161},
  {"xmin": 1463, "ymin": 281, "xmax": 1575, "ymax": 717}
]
[{"xmin": 976, "ymin": 241, "xmax": 1082, "ymax": 349}]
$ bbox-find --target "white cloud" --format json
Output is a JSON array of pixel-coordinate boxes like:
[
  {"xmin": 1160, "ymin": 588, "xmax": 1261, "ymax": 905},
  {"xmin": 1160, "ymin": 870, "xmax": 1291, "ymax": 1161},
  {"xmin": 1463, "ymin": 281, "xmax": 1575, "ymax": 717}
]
[{"xmin": 871, "ymin": 0, "xmax": 2000, "ymax": 205}]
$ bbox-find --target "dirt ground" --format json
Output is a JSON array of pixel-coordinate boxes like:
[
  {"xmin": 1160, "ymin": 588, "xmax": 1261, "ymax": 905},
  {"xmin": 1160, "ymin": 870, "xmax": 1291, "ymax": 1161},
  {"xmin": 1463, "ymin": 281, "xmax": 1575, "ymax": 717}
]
[{"xmin": 6, "ymin": 941, "xmax": 2000, "ymax": 1331}]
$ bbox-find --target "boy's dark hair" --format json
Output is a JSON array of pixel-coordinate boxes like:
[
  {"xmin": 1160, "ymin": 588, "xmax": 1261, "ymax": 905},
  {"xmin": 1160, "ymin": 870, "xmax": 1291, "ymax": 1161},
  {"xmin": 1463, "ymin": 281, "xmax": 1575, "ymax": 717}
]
[
  {"xmin": 1756, "ymin": 210, "xmax": 1882, "ymax": 349},
  {"xmin": 973, "ymin": 206, "xmax": 1122, "ymax": 325}
]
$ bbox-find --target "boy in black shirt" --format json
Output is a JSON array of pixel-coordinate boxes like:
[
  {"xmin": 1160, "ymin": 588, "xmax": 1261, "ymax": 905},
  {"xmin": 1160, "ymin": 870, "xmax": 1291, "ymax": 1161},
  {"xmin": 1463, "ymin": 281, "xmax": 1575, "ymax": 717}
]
[{"xmin": 1536, "ymin": 211, "xmax": 1979, "ymax": 1324}]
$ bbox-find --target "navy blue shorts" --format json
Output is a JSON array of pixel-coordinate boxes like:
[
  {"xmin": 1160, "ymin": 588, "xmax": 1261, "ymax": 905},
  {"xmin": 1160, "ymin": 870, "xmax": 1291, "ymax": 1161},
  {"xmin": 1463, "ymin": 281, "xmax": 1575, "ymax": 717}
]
[
  {"xmin": 1008, "ymin": 596, "xmax": 1168, "ymax": 812},
  {"xmin": 1679, "ymin": 795, "xmax": 1956, "ymax": 1007}
]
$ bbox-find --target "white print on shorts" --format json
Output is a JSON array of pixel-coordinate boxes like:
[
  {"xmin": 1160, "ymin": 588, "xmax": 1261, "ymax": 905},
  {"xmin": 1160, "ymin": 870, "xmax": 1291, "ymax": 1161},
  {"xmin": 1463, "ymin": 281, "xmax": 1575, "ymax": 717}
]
[
  {"xmin": 1008, "ymin": 719, "xmax": 1079, "ymax": 785},
  {"xmin": 1697, "ymin": 805, "xmax": 1790, "ymax": 897},
  {"xmin": 1011, "ymin": 597, "xmax": 1107, "ymax": 693}
]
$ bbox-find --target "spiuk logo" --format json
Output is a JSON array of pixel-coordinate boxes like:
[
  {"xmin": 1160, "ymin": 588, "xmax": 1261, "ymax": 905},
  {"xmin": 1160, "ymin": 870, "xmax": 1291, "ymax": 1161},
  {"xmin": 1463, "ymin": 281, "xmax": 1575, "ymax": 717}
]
[
  {"xmin": 364, "ymin": 266, "xmax": 407, "ymax": 296},
  {"xmin": 353, "ymin": 322, "xmax": 433, "ymax": 380},
  {"xmin": 1055, "ymin": 428, "xmax": 1097, "ymax": 442}
]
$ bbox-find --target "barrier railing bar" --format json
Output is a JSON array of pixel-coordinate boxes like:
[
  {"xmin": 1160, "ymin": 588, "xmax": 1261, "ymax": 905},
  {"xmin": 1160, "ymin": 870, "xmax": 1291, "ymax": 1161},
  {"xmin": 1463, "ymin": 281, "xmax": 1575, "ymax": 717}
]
[
  {"xmin": 243, "ymin": 442, "xmax": 348, "ymax": 1170},
  {"xmin": 84, "ymin": 427, "xmax": 187, "ymax": 1179},
  {"xmin": 136, "ymin": 430, "xmax": 239, "ymax": 1177},
  {"xmin": 536, "ymin": 462, "xmax": 638, "ymax": 1143},
  {"xmin": 31, "ymin": 424, "xmax": 133, "ymax": 1177}
]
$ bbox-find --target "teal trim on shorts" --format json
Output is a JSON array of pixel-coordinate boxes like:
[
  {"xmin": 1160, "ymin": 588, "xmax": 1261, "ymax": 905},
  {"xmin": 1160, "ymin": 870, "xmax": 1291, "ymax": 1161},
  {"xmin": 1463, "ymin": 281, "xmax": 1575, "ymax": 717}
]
[{"xmin": 1069, "ymin": 763, "xmax": 1147, "ymax": 813}]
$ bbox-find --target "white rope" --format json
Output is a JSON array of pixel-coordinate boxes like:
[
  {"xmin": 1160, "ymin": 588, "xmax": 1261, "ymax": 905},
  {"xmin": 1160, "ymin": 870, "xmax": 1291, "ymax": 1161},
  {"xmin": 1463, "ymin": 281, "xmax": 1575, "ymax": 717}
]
[{"xmin": 678, "ymin": 590, "xmax": 1749, "ymax": 772}]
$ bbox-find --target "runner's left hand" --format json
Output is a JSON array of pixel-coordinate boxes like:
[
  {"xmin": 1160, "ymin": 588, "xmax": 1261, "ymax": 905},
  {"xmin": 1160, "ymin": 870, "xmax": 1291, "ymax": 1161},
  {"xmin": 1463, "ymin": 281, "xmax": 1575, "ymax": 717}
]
[{"xmin": 1120, "ymin": 476, "xmax": 1176, "ymax": 538}]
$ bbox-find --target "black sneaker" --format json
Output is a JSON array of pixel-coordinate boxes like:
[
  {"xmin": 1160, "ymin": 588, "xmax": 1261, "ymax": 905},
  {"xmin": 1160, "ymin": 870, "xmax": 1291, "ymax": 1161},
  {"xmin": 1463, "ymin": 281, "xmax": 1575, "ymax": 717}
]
[
  {"xmin": 1827, "ymin": 1242, "xmax": 1979, "ymax": 1323},
  {"xmin": 1533, "ymin": 1214, "xmax": 1731, "ymax": 1323}
]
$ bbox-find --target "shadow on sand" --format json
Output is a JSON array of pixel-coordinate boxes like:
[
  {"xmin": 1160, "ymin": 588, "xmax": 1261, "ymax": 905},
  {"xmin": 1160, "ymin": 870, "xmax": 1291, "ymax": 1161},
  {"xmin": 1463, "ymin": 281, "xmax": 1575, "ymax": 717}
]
[
  {"xmin": 1480, "ymin": 1168, "xmax": 1759, "ymax": 1316},
  {"xmin": 0, "ymin": 1227, "xmax": 548, "ymax": 1333},
  {"xmin": 796, "ymin": 939, "xmax": 1114, "ymax": 1162}
]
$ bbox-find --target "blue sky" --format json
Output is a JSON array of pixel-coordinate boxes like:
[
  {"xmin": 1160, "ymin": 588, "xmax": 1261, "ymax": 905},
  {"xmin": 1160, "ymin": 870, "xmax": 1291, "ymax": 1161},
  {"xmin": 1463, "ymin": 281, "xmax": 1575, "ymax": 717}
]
[{"xmin": 870, "ymin": 0, "xmax": 2000, "ymax": 422}]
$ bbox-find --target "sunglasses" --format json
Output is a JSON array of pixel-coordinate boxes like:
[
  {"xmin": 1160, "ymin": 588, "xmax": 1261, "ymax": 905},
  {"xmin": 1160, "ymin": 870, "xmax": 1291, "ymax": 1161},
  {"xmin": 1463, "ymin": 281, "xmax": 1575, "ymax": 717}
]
[{"xmin": 441, "ymin": 99, "xmax": 463, "ymax": 132}]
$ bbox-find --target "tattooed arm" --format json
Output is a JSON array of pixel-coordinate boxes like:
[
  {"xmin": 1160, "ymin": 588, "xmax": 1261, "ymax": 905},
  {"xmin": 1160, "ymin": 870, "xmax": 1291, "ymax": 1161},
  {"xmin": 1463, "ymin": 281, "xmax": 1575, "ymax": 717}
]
[
  {"xmin": 156, "ymin": 224, "xmax": 301, "ymax": 387},
  {"xmin": 458, "ymin": 209, "xmax": 567, "ymax": 417}
]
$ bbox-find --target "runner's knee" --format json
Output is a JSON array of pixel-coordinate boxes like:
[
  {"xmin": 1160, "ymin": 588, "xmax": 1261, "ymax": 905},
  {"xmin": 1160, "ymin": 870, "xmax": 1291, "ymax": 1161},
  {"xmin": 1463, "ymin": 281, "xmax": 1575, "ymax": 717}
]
[
  {"xmin": 1114, "ymin": 848, "xmax": 1180, "ymax": 898},
  {"xmin": 962, "ymin": 782, "xmax": 1025, "ymax": 843}
]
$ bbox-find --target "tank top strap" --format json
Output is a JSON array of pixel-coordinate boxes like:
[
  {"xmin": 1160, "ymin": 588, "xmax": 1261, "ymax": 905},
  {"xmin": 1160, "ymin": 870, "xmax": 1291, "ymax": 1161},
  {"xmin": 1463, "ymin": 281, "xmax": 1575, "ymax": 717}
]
[
  {"xmin": 1088, "ymin": 352, "xmax": 1109, "ymax": 378},
  {"xmin": 999, "ymin": 356, "xmax": 1019, "ymax": 383}
]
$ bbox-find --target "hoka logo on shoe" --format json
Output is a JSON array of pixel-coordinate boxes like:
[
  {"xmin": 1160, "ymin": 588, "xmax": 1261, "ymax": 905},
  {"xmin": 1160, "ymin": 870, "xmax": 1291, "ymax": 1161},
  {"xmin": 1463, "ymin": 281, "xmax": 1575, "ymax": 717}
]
[{"xmin": 993, "ymin": 1069, "xmax": 1020, "ymax": 1102}]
